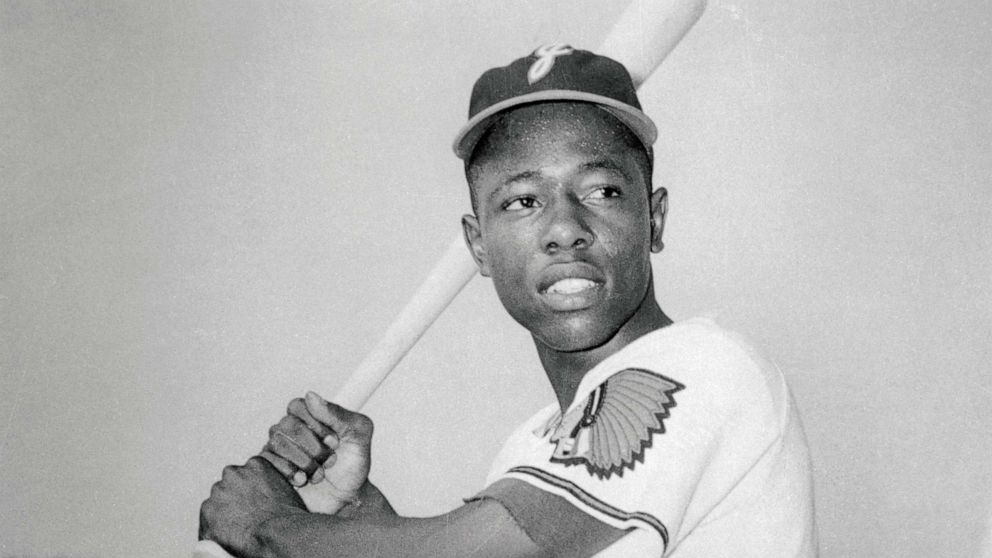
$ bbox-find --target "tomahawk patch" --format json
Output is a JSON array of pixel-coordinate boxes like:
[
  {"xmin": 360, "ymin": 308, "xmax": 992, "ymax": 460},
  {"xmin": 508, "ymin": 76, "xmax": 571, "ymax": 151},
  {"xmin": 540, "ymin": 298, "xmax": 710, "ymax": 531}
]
[{"xmin": 541, "ymin": 368, "xmax": 684, "ymax": 479}]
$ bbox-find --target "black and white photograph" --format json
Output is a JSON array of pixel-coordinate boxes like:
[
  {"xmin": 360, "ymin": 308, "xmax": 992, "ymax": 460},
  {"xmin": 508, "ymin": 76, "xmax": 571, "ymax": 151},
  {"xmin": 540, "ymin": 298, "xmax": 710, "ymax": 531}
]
[{"xmin": 1, "ymin": 1, "xmax": 989, "ymax": 557}]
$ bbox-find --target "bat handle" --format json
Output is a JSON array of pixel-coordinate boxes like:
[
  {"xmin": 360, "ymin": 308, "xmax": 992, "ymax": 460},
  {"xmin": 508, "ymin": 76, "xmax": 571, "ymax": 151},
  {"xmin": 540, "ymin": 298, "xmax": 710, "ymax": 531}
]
[
  {"xmin": 301, "ymin": 233, "xmax": 477, "ymax": 513},
  {"xmin": 192, "ymin": 236, "xmax": 478, "ymax": 558},
  {"xmin": 192, "ymin": 540, "xmax": 234, "ymax": 558}
]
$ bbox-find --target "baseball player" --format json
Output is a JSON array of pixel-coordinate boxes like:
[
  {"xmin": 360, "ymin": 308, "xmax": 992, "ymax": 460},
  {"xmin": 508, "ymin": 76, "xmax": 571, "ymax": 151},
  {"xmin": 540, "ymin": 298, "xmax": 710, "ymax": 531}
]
[{"xmin": 199, "ymin": 46, "xmax": 817, "ymax": 557}]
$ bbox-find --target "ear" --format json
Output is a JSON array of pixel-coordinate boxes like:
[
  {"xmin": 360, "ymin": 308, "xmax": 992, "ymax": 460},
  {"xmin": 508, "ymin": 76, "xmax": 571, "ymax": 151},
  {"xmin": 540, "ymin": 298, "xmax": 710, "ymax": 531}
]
[
  {"xmin": 461, "ymin": 214, "xmax": 491, "ymax": 277},
  {"xmin": 649, "ymin": 187, "xmax": 668, "ymax": 253}
]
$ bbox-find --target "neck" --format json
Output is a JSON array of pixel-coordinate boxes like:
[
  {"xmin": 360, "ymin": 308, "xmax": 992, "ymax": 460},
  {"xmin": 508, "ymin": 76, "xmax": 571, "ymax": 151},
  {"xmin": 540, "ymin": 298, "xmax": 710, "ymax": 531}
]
[{"xmin": 534, "ymin": 286, "xmax": 671, "ymax": 412}]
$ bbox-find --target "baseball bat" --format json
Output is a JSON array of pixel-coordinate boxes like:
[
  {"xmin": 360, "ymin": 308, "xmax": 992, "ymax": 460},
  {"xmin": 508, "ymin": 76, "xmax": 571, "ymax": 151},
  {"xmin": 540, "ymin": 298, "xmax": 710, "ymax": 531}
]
[
  {"xmin": 328, "ymin": 0, "xmax": 708, "ymax": 415},
  {"xmin": 195, "ymin": 1, "xmax": 706, "ymax": 555},
  {"xmin": 331, "ymin": 234, "xmax": 479, "ymax": 411}
]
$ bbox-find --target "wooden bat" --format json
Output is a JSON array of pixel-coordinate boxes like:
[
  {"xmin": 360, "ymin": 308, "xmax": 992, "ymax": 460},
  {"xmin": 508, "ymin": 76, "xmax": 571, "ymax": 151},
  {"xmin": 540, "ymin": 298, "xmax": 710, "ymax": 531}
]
[
  {"xmin": 194, "ymin": 1, "xmax": 706, "ymax": 555},
  {"xmin": 315, "ymin": 0, "xmax": 709, "ymax": 418}
]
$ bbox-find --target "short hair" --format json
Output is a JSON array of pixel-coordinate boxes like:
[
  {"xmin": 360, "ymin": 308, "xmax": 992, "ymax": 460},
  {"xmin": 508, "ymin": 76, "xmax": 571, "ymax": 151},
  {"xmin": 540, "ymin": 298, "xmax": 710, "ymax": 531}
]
[{"xmin": 464, "ymin": 102, "xmax": 654, "ymax": 213}]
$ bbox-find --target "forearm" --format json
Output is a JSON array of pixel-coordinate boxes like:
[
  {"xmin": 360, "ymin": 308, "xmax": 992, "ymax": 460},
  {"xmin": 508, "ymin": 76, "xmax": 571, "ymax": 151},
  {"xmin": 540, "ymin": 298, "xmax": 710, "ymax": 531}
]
[
  {"xmin": 257, "ymin": 511, "xmax": 399, "ymax": 558},
  {"xmin": 255, "ymin": 489, "xmax": 544, "ymax": 558},
  {"xmin": 257, "ymin": 481, "xmax": 402, "ymax": 558}
]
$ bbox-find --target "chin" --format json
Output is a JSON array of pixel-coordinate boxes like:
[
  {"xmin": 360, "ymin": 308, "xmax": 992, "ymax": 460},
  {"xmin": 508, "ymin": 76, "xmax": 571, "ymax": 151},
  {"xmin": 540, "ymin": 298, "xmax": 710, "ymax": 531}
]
[{"xmin": 533, "ymin": 313, "xmax": 622, "ymax": 353}]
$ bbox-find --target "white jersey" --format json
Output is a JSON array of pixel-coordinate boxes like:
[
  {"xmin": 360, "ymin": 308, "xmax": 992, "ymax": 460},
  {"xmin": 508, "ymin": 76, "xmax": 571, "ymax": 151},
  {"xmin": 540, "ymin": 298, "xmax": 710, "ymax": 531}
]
[{"xmin": 476, "ymin": 318, "xmax": 817, "ymax": 557}]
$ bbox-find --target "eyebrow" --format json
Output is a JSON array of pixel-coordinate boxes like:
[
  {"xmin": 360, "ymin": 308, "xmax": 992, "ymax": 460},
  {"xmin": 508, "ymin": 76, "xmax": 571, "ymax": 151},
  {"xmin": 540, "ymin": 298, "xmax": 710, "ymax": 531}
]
[
  {"xmin": 579, "ymin": 159, "xmax": 633, "ymax": 182},
  {"xmin": 486, "ymin": 159, "xmax": 633, "ymax": 204},
  {"xmin": 504, "ymin": 169, "xmax": 544, "ymax": 186},
  {"xmin": 487, "ymin": 170, "xmax": 545, "ymax": 204}
]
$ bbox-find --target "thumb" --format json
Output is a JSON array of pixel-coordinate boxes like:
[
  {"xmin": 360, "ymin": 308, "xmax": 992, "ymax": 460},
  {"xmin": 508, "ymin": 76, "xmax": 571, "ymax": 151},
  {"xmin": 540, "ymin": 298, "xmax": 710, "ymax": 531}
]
[{"xmin": 304, "ymin": 391, "xmax": 373, "ymax": 441}]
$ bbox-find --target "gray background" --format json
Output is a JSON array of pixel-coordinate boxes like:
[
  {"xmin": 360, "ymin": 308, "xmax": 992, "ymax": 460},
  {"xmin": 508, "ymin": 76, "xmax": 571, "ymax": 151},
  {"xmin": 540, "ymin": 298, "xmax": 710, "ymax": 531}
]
[{"xmin": 2, "ymin": 1, "xmax": 990, "ymax": 556}]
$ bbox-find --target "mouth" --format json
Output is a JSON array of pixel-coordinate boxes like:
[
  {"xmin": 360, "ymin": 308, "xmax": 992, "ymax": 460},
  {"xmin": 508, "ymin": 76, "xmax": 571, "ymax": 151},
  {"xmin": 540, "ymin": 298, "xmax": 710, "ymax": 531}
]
[
  {"xmin": 537, "ymin": 264, "xmax": 606, "ymax": 311},
  {"xmin": 544, "ymin": 278, "xmax": 601, "ymax": 295}
]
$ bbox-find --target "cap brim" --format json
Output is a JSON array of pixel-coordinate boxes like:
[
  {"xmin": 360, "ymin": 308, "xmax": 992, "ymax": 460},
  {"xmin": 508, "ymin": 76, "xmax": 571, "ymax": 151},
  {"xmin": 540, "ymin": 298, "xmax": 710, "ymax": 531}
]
[{"xmin": 452, "ymin": 90, "xmax": 658, "ymax": 160}]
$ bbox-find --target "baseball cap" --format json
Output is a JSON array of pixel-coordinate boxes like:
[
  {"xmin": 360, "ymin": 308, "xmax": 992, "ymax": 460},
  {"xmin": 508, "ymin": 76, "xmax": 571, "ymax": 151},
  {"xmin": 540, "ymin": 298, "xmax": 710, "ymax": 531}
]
[{"xmin": 452, "ymin": 44, "xmax": 657, "ymax": 160}]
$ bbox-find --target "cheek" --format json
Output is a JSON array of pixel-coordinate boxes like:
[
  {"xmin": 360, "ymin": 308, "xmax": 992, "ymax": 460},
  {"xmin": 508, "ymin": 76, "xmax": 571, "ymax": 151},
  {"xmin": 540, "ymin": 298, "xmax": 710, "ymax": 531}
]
[
  {"xmin": 486, "ymin": 255, "xmax": 541, "ymax": 328},
  {"xmin": 482, "ymin": 223, "xmax": 531, "ymax": 273},
  {"xmin": 603, "ymin": 210, "xmax": 646, "ymax": 248},
  {"xmin": 487, "ymin": 244, "xmax": 530, "ymax": 292},
  {"xmin": 482, "ymin": 229, "xmax": 543, "ymax": 316},
  {"xmin": 608, "ymin": 222, "xmax": 653, "ymax": 284}
]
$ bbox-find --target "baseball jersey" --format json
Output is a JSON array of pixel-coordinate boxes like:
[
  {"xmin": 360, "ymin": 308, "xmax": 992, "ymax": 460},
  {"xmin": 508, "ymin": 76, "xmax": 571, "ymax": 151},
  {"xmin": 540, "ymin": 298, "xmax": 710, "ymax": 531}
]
[{"xmin": 470, "ymin": 318, "xmax": 817, "ymax": 557}]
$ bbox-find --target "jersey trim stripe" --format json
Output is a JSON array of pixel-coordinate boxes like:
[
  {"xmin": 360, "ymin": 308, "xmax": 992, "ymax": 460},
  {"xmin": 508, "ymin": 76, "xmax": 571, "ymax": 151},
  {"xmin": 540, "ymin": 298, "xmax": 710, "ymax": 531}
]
[{"xmin": 507, "ymin": 465, "xmax": 669, "ymax": 549}]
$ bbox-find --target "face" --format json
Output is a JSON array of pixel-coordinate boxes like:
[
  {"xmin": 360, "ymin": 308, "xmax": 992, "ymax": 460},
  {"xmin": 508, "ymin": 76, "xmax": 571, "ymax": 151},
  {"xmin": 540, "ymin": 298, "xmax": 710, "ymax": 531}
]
[{"xmin": 462, "ymin": 103, "xmax": 667, "ymax": 352}]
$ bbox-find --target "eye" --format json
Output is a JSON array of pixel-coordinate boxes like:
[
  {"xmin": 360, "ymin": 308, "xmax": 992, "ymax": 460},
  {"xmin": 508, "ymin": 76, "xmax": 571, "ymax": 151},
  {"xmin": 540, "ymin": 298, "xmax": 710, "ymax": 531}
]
[
  {"xmin": 503, "ymin": 196, "xmax": 540, "ymax": 211},
  {"xmin": 585, "ymin": 186, "xmax": 622, "ymax": 200}
]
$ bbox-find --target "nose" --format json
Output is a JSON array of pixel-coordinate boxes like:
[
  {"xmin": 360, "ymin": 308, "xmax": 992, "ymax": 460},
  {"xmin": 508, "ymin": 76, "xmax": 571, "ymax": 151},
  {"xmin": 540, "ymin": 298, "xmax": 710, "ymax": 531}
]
[{"xmin": 541, "ymin": 196, "xmax": 593, "ymax": 254}]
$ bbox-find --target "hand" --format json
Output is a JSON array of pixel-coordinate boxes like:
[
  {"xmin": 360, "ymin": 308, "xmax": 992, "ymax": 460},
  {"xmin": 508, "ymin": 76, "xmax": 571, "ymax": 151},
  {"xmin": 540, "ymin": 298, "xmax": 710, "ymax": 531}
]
[
  {"xmin": 199, "ymin": 457, "xmax": 307, "ymax": 557},
  {"xmin": 260, "ymin": 392, "xmax": 374, "ymax": 515},
  {"xmin": 261, "ymin": 394, "xmax": 336, "ymax": 488}
]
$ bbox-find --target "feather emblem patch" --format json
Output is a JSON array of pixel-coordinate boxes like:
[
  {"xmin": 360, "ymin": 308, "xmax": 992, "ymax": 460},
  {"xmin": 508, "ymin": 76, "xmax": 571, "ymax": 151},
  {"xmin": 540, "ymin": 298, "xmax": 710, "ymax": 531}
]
[{"xmin": 541, "ymin": 368, "xmax": 684, "ymax": 479}]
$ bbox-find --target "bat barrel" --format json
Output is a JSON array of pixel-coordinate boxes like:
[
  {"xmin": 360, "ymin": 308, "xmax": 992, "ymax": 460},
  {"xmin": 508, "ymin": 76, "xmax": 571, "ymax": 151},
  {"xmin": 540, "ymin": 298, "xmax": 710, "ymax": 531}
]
[
  {"xmin": 598, "ymin": 0, "xmax": 707, "ymax": 86},
  {"xmin": 334, "ymin": 234, "xmax": 478, "ymax": 411}
]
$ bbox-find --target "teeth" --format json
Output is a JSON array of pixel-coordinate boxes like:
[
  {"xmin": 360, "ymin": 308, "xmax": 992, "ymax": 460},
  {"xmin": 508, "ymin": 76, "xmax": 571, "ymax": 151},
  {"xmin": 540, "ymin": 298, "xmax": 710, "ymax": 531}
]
[{"xmin": 547, "ymin": 278, "xmax": 597, "ymax": 294}]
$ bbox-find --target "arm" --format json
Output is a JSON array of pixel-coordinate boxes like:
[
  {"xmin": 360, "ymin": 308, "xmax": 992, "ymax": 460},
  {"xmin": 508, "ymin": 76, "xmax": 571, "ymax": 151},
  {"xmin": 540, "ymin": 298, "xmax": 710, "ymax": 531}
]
[
  {"xmin": 257, "ymin": 478, "xmax": 628, "ymax": 558},
  {"xmin": 201, "ymin": 456, "xmax": 623, "ymax": 558},
  {"xmin": 255, "ymin": 494, "xmax": 545, "ymax": 558},
  {"xmin": 203, "ymin": 394, "xmax": 626, "ymax": 558}
]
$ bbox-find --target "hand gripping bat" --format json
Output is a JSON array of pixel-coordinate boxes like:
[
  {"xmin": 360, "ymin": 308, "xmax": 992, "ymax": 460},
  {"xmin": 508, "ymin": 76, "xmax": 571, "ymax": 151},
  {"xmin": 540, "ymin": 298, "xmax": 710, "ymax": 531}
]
[{"xmin": 195, "ymin": 1, "xmax": 706, "ymax": 555}]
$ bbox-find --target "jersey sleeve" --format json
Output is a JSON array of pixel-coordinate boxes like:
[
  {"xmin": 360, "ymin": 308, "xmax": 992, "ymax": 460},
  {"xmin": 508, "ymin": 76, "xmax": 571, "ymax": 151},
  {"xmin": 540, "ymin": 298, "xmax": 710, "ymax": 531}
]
[
  {"xmin": 466, "ymin": 477, "xmax": 628, "ymax": 557},
  {"xmin": 472, "ymin": 343, "xmax": 787, "ymax": 556}
]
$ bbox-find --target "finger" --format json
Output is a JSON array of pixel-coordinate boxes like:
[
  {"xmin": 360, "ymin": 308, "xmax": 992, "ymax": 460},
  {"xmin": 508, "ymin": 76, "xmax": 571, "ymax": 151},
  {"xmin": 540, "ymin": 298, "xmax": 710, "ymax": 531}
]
[
  {"xmin": 246, "ymin": 455, "xmax": 289, "ymax": 480},
  {"xmin": 288, "ymin": 397, "xmax": 335, "ymax": 439},
  {"xmin": 272, "ymin": 415, "xmax": 331, "ymax": 462},
  {"xmin": 245, "ymin": 455, "xmax": 290, "ymax": 484},
  {"xmin": 259, "ymin": 449, "xmax": 305, "ymax": 486},
  {"xmin": 209, "ymin": 479, "xmax": 223, "ymax": 500},
  {"xmin": 288, "ymin": 415, "xmax": 329, "ymax": 459},
  {"xmin": 245, "ymin": 457, "xmax": 308, "ymax": 506},
  {"xmin": 305, "ymin": 391, "xmax": 373, "ymax": 438},
  {"xmin": 270, "ymin": 431, "xmax": 321, "ymax": 475},
  {"xmin": 304, "ymin": 391, "xmax": 347, "ymax": 431},
  {"xmin": 198, "ymin": 500, "xmax": 212, "ymax": 541},
  {"xmin": 310, "ymin": 466, "xmax": 325, "ymax": 484},
  {"xmin": 323, "ymin": 432, "xmax": 340, "ymax": 451},
  {"xmin": 260, "ymin": 447, "xmax": 297, "ymax": 477},
  {"xmin": 220, "ymin": 464, "xmax": 238, "ymax": 482}
]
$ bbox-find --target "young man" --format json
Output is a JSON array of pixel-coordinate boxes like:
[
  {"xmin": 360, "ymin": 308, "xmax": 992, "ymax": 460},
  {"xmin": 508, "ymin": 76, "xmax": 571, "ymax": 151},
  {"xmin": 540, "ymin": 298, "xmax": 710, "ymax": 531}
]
[{"xmin": 200, "ymin": 46, "xmax": 817, "ymax": 557}]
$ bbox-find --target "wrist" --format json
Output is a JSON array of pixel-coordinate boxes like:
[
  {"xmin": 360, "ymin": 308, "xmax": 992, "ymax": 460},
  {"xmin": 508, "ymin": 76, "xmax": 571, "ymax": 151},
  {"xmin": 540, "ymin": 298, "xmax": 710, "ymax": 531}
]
[
  {"xmin": 337, "ymin": 481, "xmax": 397, "ymax": 522},
  {"xmin": 334, "ymin": 480, "xmax": 373, "ymax": 519},
  {"xmin": 334, "ymin": 496, "xmax": 363, "ymax": 520}
]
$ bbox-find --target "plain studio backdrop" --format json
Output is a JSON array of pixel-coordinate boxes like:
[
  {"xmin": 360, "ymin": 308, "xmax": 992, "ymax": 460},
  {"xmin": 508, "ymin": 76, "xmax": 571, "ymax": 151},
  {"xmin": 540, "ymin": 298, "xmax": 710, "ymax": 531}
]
[{"xmin": 1, "ymin": 1, "xmax": 990, "ymax": 557}]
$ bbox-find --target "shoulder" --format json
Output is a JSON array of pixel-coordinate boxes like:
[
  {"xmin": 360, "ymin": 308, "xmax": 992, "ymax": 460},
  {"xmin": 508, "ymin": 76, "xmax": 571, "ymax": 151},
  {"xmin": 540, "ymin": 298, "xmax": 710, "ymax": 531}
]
[
  {"xmin": 584, "ymin": 318, "xmax": 793, "ymax": 452},
  {"xmin": 624, "ymin": 318, "xmax": 789, "ymax": 414}
]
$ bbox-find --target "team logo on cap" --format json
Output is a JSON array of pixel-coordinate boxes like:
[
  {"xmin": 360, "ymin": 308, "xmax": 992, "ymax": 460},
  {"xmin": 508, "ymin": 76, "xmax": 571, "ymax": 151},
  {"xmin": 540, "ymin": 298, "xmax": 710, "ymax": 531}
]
[{"xmin": 527, "ymin": 43, "xmax": 574, "ymax": 85}]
